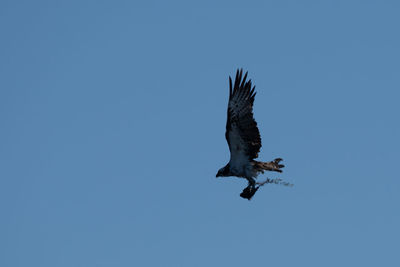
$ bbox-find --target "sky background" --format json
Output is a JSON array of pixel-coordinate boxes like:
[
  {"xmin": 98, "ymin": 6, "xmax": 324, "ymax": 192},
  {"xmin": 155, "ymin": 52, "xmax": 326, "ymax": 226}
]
[{"xmin": 1, "ymin": 1, "xmax": 399, "ymax": 266}]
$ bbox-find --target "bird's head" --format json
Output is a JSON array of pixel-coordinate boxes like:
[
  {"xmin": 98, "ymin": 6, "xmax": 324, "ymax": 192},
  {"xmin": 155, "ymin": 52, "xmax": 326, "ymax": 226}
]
[{"xmin": 216, "ymin": 165, "xmax": 230, "ymax": 177}]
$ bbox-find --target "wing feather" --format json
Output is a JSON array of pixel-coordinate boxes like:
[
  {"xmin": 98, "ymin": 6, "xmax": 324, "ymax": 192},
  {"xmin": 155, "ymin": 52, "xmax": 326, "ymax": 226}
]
[{"xmin": 225, "ymin": 69, "xmax": 262, "ymax": 164}]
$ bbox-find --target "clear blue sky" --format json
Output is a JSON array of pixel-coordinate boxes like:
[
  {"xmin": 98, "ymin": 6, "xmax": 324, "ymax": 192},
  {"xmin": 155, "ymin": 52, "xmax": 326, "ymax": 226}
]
[{"xmin": 1, "ymin": 1, "xmax": 399, "ymax": 266}]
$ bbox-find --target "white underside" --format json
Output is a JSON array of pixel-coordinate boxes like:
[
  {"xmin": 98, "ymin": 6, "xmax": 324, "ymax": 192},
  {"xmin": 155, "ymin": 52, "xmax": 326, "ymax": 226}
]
[{"xmin": 228, "ymin": 127, "xmax": 257, "ymax": 179}]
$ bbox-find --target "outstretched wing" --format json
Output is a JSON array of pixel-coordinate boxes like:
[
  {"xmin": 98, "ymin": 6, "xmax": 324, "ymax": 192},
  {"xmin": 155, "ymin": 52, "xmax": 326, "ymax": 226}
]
[{"xmin": 225, "ymin": 69, "xmax": 261, "ymax": 166}]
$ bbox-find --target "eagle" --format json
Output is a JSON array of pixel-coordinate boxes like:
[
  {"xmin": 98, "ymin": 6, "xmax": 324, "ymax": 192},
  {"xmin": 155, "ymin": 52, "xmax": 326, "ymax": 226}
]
[{"xmin": 216, "ymin": 69, "xmax": 285, "ymax": 200}]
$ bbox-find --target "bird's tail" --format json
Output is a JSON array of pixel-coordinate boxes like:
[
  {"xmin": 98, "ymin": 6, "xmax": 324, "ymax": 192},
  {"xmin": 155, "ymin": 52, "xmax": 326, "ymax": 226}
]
[
  {"xmin": 253, "ymin": 159, "xmax": 293, "ymax": 187},
  {"xmin": 253, "ymin": 158, "xmax": 284, "ymax": 173}
]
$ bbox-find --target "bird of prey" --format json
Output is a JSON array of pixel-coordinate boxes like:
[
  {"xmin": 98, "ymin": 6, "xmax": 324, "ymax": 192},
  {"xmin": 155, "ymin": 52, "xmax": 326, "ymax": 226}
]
[{"xmin": 216, "ymin": 69, "xmax": 286, "ymax": 200}]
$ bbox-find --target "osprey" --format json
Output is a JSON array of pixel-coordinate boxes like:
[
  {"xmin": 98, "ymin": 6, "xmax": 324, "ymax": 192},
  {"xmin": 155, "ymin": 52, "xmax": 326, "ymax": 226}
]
[{"xmin": 216, "ymin": 69, "xmax": 285, "ymax": 200}]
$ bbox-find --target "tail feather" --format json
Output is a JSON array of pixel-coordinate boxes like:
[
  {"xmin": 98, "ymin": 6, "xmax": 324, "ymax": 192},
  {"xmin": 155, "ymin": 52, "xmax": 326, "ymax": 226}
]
[{"xmin": 254, "ymin": 159, "xmax": 284, "ymax": 173}]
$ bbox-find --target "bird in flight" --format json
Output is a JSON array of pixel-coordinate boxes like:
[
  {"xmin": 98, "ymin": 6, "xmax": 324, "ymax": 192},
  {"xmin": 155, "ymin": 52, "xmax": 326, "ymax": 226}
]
[{"xmin": 216, "ymin": 69, "xmax": 288, "ymax": 200}]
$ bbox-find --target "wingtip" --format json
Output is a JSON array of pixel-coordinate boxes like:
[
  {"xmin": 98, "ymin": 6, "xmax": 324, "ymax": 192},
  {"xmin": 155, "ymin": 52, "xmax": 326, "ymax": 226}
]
[
  {"xmin": 232, "ymin": 68, "xmax": 257, "ymax": 97},
  {"xmin": 241, "ymin": 72, "xmax": 248, "ymax": 88},
  {"xmin": 229, "ymin": 76, "xmax": 233, "ymax": 97},
  {"xmin": 250, "ymin": 85, "xmax": 256, "ymax": 96}
]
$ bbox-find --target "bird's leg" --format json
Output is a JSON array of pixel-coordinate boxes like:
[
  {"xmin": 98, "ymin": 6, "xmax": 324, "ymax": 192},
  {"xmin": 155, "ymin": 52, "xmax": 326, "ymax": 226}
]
[{"xmin": 248, "ymin": 177, "xmax": 256, "ymax": 187}]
